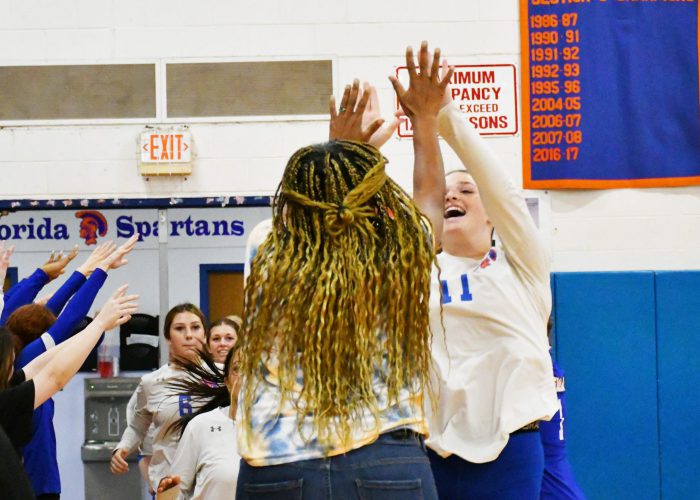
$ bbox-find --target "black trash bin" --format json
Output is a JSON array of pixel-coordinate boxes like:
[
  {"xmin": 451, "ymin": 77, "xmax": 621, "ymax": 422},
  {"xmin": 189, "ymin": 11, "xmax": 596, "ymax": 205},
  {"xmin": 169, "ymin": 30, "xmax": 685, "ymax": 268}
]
[{"xmin": 119, "ymin": 313, "xmax": 159, "ymax": 371}]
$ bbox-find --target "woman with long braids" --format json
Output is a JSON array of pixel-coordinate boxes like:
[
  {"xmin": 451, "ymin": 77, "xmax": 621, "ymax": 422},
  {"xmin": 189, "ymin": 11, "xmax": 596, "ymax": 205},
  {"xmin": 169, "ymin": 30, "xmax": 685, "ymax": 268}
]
[{"xmin": 235, "ymin": 42, "xmax": 451, "ymax": 499}]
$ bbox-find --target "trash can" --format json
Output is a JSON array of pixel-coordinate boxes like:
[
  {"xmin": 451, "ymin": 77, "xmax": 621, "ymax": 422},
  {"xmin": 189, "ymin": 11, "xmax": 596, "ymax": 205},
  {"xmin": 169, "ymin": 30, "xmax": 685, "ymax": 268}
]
[
  {"xmin": 120, "ymin": 314, "xmax": 160, "ymax": 371},
  {"xmin": 81, "ymin": 377, "xmax": 145, "ymax": 500}
]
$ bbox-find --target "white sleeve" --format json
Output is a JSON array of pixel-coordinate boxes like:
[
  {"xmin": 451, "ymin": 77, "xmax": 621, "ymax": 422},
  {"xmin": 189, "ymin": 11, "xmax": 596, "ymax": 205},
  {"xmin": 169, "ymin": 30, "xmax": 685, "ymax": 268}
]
[
  {"xmin": 168, "ymin": 421, "xmax": 200, "ymax": 496},
  {"xmin": 40, "ymin": 332, "xmax": 55, "ymax": 350},
  {"xmin": 244, "ymin": 218, "xmax": 272, "ymax": 282},
  {"xmin": 125, "ymin": 390, "xmax": 137, "ymax": 424},
  {"xmin": 117, "ymin": 379, "xmax": 153, "ymax": 454},
  {"xmin": 140, "ymin": 427, "xmax": 155, "ymax": 456},
  {"xmin": 125, "ymin": 389, "xmax": 156, "ymax": 455},
  {"xmin": 437, "ymin": 102, "xmax": 551, "ymax": 292}
]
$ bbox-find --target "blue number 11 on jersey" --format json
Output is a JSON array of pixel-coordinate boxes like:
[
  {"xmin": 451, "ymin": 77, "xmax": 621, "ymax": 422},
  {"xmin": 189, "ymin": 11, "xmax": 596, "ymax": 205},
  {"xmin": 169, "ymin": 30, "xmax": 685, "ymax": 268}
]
[{"xmin": 441, "ymin": 274, "xmax": 473, "ymax": 304}]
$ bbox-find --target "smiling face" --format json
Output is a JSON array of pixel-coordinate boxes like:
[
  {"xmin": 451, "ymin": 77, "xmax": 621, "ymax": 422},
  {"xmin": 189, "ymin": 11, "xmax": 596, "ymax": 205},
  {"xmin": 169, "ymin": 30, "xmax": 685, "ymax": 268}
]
[
  {"xmin": 442, "ymin": 170, "xmax": 493, "ymax": 257},
  {"xmin": 167, "ymin": 312, "xmax": 205, "ymax": 361},
  {"xmin": 208, "ymin": 324, "xmax": 237, "ymax": 364}
]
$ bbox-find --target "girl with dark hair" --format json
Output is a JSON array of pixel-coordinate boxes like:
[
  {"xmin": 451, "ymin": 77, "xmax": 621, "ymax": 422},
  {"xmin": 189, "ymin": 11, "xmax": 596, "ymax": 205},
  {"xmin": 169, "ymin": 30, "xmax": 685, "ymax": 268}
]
[
  {"xmin": 0, "ymin": 426, "xmax": 35, "ymax": 500},
  {"xmin": 207, "ymin": 316, "xmax": 240, "ymax": 365},
  {"xmin": 111, "ymin": 303, "xmax": 207, "ymax": 492},
  {"xmin": 235, "ymin": 42, "xmax": 451, "ymax": 499},
  {"xmin": 156, "ymin": 347, "xmax": 241, "ymax": 498}
]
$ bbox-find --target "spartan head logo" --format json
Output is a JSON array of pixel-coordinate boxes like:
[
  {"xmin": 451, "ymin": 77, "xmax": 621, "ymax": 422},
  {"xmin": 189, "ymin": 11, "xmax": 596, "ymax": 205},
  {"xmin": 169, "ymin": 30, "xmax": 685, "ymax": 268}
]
[{"xmin": 75, "ymin": 210, "xmax": 108, "ymax": 245}]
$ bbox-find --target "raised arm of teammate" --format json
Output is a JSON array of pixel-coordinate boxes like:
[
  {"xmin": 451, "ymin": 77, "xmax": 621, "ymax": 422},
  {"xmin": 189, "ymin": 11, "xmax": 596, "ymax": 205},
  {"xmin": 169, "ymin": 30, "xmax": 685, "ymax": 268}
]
[{"xmin": 390, "ymin": 41, "xmax": 453, "ymax": 247}]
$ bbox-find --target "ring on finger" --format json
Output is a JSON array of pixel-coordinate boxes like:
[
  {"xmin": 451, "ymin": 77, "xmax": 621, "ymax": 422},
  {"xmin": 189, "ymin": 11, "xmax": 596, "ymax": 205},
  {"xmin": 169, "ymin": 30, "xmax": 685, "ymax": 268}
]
[{"xmin": 339, "ymin": 106, "xmax": 347, "ymax": 113}]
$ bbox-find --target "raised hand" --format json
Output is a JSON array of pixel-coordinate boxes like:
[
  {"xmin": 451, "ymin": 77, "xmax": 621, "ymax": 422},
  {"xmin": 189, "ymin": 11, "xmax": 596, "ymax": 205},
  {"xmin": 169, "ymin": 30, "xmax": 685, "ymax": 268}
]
[
  {"xmin": 0, "ymin": 241, "xmax": 14, "ymax": 283},
  {"xmin": 361, "ymin": 83, "xmax": 400, "ymax": 149},
  {"xmin": 389, "ymin": 41, "xmax": 452, "ymax": 246},
  {"xmin": 41, "ymin": 246, "xmax": 79, "ymax": 281},
  {"xmin": 94, "ymin": 284, "xmax": 139, "ymax": 331},
  {"xmin": 329, "ymin": 79, "xmax": 384, "ymax": 143},
  {"xmin": 98, "ymin": 235, "xmax": 138, "ymax": 271},
  {"xmin": 439, "ymin": 59, "xmax": 454, "ymax": 109},
  {"xmin": 388, "ymin": 41, "xmax": 453, "ymax": 122},
  {"xmin": 77, "ymin": 241, "xmax": 116, "ymax": 277}
]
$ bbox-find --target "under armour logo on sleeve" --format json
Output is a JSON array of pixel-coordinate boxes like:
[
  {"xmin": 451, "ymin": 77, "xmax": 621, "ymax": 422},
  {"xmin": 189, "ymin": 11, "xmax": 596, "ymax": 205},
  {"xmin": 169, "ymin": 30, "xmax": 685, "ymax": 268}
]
[{"xmin": 210, "ymin": 426, "xmax": 222, "ymax": 432}]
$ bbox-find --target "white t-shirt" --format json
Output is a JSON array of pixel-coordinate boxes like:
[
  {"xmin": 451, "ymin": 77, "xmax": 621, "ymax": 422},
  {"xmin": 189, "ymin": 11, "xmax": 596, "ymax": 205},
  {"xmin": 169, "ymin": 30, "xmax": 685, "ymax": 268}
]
[
  {"xmin": 169, "ymin": 406, "xmax": 239, "ymax": 499},
  {"xmin": 117, "ymin": 364, "xmax": 198, "ymax": 488},
  {"xmin": 426, "ymin": 102, "xmax": 559, "ymax": 463}
]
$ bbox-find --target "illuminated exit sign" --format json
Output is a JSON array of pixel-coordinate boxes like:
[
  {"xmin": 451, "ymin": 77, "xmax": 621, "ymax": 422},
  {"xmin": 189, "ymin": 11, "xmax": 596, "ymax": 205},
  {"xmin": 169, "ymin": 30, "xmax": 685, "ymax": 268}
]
[{"xmin": 140, "ymin": 129, "xmax": 192, "ymax": 163}]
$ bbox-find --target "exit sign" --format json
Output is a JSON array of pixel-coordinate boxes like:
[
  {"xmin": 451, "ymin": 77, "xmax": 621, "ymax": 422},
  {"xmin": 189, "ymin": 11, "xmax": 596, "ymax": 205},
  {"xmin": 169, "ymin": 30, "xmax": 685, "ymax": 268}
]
[{"xmin": 140, "ymin": 130, "xmax": 191, "ymax": 163}]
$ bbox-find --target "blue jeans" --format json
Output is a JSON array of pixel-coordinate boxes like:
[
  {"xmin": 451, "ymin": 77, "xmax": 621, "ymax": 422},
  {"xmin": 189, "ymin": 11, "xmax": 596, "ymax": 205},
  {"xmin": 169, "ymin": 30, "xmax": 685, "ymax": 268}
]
[
  {"xmin": 236, "ymin": 430, "xmax": 438, "ymax": 499},
  {"xmin": 428, "ymin": 430, "xmax": 545, "ymax": 500}
]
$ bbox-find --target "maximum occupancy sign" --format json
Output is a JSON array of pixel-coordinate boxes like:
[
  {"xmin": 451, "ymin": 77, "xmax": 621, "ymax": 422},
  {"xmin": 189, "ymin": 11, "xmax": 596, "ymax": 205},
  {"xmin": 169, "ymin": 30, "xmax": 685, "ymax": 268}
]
[{"xmin": 520, "ymin": 0, "xmax": 700, "ymax": 189}]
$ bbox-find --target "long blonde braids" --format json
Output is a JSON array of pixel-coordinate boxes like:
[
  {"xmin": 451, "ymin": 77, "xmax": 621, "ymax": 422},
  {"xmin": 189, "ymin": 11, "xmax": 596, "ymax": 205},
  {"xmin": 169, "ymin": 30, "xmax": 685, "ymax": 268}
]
[{"xmin": 240, "ymin": 140, "xmax": 435, "ymax": 447}]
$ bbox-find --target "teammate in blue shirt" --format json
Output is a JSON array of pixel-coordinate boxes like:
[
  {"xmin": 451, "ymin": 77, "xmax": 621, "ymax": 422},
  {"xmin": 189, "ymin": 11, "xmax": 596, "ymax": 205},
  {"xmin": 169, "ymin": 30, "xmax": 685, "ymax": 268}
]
[
  {"xmin": 540, "ymin": 320, "xmax": 586, "ymax": 500},
  {"xmin": 7, "ymin": 237, "xmax": 137, "ymax": 499},
  {"xmin": 0, "ymin": 247, "xmax": 78, "ymax": 324}
]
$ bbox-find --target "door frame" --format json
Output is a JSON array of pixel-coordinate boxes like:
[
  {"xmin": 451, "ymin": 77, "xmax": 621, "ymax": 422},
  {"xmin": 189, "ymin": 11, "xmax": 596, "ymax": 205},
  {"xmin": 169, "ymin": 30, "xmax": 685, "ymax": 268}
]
[{"xmin": 198, "ymin": 263, "xmax": 244, "ymax": 323}]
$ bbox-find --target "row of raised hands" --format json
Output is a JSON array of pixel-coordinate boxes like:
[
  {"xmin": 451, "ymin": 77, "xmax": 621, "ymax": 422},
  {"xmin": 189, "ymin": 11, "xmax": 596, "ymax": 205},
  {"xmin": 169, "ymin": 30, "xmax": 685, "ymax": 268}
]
[{"xmin": 1, "ymin": 236, "xmax": 139, "ymax": 410}]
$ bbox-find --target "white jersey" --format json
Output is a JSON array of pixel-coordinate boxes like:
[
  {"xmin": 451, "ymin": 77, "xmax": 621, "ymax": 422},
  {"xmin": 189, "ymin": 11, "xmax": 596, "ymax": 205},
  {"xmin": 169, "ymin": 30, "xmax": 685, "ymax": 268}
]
[
  {"xmin": 243, "ymin": 218, "xmax": 273, "ymax": 281},
  {"xmin": 125, "ymin": 390, "xmax": 155, "ymax": 456},
  {"xmin": 169, "ymin": 406, "xmax": 239, "ymax": 499},
  {"xmin": 117, "ymin": 364, "xmax": 197, "ymax": 488},
  {"xmin": 426, "ymin": 102, "xmax": 559, "ymax": 463}
]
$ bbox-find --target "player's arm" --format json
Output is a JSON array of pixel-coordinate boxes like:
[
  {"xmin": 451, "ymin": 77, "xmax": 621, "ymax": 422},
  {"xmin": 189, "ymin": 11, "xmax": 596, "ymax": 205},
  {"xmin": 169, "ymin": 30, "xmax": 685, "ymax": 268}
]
[
  {"xmin": 390, "ymin": 41, "xmax": 453, "ymax": 249},
  {"xmin": 437, "ymin": 100, "xmax": 550, "ymax": 290}
]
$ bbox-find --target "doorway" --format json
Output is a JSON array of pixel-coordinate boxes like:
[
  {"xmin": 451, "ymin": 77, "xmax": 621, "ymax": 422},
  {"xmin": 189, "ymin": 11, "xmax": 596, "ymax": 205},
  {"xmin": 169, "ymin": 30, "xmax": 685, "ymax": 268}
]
[{"xmin": 199, "ymin": 263, "xmax": 244, "ymax": 324}]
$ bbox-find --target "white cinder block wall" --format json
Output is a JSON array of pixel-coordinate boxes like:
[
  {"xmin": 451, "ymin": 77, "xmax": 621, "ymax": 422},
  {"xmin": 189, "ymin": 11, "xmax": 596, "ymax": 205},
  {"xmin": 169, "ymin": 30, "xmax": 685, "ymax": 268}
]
[{"xmin": 3, "ymin": 0, "xmax": 699, "ymax": 271}]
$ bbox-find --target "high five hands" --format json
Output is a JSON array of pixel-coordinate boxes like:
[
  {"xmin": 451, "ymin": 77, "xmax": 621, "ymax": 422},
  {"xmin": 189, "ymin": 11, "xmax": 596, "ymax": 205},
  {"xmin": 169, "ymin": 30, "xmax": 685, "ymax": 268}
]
[
  {"xmin": 329, "ymin": 79, "xmax": 385, "ymax": 144},
  {"xmin": 329, "ymin": 41, "xmax": 452, "ymax": 147},
  {"xmin": 389, "ymin": 41, "xmax": 453, "ymax": 123}
]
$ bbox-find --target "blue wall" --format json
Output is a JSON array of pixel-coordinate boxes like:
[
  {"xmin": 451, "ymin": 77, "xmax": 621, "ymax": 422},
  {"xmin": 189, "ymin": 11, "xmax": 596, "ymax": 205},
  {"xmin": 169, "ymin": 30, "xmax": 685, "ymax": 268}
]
[{"xmin": 552, "ymin": 271, "xmax": 700, "ymax": 500}]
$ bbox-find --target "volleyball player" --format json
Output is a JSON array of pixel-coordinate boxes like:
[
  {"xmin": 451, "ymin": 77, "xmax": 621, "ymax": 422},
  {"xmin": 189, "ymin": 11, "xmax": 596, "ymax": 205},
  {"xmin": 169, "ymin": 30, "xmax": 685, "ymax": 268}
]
[
  {"xmin": 392, "ymin": 54, "xmax": 560, "ymax": 498},
  {"xmin": 110, "ymin": 303, "xmax": 207, "ymax": 491},
  {"xmin": 235, "ymin": 43, "xmax": 452, "ymax": 498}
]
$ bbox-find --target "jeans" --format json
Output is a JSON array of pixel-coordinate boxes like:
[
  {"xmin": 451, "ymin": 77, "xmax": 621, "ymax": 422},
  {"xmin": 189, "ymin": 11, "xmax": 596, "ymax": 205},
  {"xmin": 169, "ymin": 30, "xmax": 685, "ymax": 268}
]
[
  {"xmin": 428, "ymin": 430, "xmax": 545, "ymax": 500},
  {"xmin": 236, "ymin": 430, "xmax": 438, "ymax": 500}
]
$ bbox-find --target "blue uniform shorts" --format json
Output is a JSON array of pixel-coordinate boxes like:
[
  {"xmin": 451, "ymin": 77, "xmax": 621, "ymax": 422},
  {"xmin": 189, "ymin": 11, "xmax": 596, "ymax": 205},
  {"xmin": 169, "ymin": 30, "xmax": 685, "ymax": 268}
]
[{"xmin": 428, "ymin": 430, "xmax": 544, "ymax": 500}]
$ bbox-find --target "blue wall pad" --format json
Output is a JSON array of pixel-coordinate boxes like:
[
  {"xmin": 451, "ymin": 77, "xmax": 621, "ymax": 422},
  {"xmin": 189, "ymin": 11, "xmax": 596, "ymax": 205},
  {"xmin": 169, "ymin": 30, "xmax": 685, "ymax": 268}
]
[
  {"xmin": 654, "ymin": 271, "xmax": 700, "ymax": 499},
  {"xmin": 553, "ymin": 272, "xmax": 659, "ymax": 500}
]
